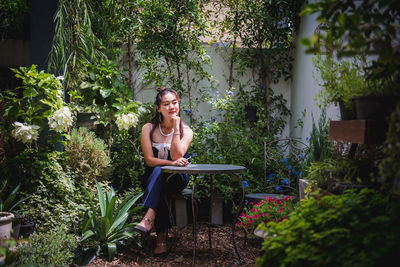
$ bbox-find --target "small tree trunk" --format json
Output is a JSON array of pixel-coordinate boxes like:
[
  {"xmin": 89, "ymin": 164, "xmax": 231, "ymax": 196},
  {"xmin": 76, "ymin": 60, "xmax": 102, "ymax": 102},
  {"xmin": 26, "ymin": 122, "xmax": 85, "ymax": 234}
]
[
  {"xmin": 186, "ymin": 63, "xmax": 194, "ymax": 125},
  {"xmin": 127, "ymin": 38, "xmax": 135, "ymax": 99},
  {"xmin": 259, "ymin": 48, "xmax": 270, "ymax": 132}
]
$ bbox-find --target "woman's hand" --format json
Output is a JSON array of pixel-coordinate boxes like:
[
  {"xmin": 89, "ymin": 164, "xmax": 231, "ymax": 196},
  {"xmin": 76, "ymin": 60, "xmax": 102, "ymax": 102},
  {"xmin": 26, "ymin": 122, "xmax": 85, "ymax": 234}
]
[{"xmin": 172, "ymin": 157, "xmax": 189, "ymax": 166}]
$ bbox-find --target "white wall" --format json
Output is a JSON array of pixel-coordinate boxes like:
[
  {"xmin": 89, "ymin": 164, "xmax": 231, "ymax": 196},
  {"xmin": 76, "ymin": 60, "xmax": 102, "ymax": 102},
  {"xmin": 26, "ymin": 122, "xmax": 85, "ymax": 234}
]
[
  {"xmin": 289, "ymin": 7, "xmax": 340, "ymax": 141},
  {"xmin": 136, "ymin": 45, "xmax": 292, "ymax": 137}
]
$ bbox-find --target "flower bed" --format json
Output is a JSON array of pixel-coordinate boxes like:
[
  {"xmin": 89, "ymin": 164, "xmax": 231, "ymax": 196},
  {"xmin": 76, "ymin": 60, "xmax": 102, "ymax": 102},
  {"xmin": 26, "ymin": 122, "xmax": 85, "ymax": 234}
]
[{"xmin": 237, "ymin": 196, "xmax": 297, "ymax": 235}]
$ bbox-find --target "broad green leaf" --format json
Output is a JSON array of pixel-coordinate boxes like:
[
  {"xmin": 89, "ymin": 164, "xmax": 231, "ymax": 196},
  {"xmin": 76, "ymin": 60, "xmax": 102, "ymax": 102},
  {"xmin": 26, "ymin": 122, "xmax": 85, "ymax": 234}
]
[
  {"xmin": 23, "ymin": 87, "xmax": 38, "ymax": 98},
  {"xmin": 81, "ymin": 230, "xmax": 95, "ymax": 241},
  {"xmin": 96, "ymin": 181, "xmax": 106, "ymax": 217},
  {"xmin": 109, "ymin": 213, "xmax": 128, "ymax": 233}
]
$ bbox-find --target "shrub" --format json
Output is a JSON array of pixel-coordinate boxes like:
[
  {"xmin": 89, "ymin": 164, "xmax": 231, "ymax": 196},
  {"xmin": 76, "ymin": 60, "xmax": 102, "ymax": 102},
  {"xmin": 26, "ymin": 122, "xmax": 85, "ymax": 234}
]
[
  {"xmin": 66, "ymin": 127, "xmax": 111, "ymax": 182},
  {"xmin": 17, "ymin": 225, "xmax": 78, "ymax": 267},
  {"xmin": 256, "ymin": 189, "xmax": 400, "ymax": 266},
  {"xmin": 1, "ymin": 149, "xmax": 92, "ymax": 232}
]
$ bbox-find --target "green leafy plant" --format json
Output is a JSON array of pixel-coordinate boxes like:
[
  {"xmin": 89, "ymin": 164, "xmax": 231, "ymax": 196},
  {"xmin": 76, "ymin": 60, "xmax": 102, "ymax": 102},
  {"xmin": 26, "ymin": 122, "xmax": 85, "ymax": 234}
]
[
  {"xmin": 0, "ymin": 238, "xmax": 17, "ymax": 266},
  {"xmin": 256, "ymin": 189, "xmax": 400, "ymax": 266},
  {"xmin": 80, "ymin": 181, "xmax": 143, "ymax": 261},
  {"xmin": 312, "ymin": 54, "xmax": 369, "ymax": 111},
  {"xmin": 190, "ymin": 86, "xmax": 291, "ymax": 203},
  {"xmin": 237, "ymin": 196, "xmax": 297, "ymax": 235},
  {"xmin": 1, "ymin": 149, "xmax": 93, "ymax": 232},
  {"xmin": 16, "ymin": 225, "xmax": 78, "ymax": 267},
  {"xmin": 0, "ymin": 0, "xmax": 30, "ymax": 39},
  {"xmin": 0, "ymin": 181, "xmax": 28, "ymax": 212},
  {"xmin": 65, "ymin": 127, "xmax": 112, "ymax": 183},
  {"xmin": 1, "ymin": 65, "xmax": 66, "ymax": 147},
  {"xmin": 302, "ymin": 109, "xmax": 333, "ymax": 176}
]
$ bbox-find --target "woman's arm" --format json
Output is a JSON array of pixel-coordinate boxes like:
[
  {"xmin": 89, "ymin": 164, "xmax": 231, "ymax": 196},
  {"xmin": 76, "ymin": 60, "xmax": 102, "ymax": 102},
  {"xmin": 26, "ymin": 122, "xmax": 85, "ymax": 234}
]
[
  {"xmin": 170, "ymin": 117, "xmax": 193, "ymax": 160},
  {"xmin": 141, "ymin": 123, "xmax": 189, "ymax": 167}
]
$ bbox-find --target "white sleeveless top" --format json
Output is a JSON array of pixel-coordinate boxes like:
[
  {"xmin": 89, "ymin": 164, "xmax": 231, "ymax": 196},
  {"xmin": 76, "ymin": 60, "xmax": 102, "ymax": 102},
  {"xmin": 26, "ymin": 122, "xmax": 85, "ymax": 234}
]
[{"xmin": 150, "ymin": 124, "xmax": 171, "ymax": 160}]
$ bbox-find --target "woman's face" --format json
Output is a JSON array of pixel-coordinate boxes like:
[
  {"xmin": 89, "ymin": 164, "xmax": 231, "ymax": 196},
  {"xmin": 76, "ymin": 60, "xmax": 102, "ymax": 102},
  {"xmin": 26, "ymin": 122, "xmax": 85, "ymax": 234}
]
[{"xmin": 157, "ymin": 92, "xmax": 180, "ymax": 120}]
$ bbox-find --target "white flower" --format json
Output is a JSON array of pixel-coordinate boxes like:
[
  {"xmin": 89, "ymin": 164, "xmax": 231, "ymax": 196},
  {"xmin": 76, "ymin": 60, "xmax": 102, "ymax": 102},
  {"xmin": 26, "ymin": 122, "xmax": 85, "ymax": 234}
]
[
  {"xmin": 48, "ymin": 106, "xmax": 73, "ymax": 132},
  {"xmin": 115, "ymin": 113, "xmax": 139, "ymax": 131},
  {"xmin": 11, "ymin": 122, "xmax": 40, "ymax": 144},
  {"xmin": 138, "ymin": 106, "xmax": 147, "ymax": 115}
]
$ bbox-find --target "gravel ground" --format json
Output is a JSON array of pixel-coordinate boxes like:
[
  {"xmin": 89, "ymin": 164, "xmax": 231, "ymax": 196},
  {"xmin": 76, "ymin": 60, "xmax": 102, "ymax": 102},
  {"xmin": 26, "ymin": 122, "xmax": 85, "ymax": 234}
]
[{"xmin": 86, "ymin": 223, "xmax": 262, "ymax": 267}]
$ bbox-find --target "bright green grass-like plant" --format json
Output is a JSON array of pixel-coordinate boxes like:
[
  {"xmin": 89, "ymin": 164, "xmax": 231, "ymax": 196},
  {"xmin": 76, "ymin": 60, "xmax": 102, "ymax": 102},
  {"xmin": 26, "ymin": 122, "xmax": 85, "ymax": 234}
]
[{"xmin": 81, "ymin": 181, "xmax": 143, "ymax": 261}]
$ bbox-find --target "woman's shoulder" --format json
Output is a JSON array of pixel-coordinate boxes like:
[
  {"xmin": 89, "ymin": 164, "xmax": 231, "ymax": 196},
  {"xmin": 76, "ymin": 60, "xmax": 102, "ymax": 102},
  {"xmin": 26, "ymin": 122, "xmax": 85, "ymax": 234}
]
[
  {"xmin": 182, "ymin": 122, "xmax": 193, "ymax": 135},
  {"xmin": 142, "ymin": 122, "xmax": 153, "ymax": 132}
]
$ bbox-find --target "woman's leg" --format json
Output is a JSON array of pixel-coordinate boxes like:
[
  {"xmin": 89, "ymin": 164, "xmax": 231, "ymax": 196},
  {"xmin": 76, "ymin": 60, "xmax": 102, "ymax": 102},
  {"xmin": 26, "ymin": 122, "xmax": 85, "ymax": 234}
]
[
  {"xmin": 154, "ymin": 231, "xmax": 167, "ymax": 256},
  {"xmin": 137, "ymin": 167, "xmax": 165, "ymax": 231}
]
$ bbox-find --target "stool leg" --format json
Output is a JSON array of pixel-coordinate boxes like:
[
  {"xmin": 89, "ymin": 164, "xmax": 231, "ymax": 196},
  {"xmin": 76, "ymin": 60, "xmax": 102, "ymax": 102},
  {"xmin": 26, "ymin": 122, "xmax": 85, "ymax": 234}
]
[
  {"xmin": 191, "ymin": 175, "xmax": 197, "ymax": 266},
  {"xmin": 174, "ymin": 196, "xmax": 188, "ymax": 227}
]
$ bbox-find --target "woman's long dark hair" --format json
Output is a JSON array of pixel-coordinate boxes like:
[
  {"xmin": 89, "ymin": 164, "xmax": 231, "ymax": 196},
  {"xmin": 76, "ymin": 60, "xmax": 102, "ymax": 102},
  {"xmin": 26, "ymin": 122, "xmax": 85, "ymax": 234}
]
[{"xmin": 150, "ymin": 87, "xmax": 184, "ymax": 142}]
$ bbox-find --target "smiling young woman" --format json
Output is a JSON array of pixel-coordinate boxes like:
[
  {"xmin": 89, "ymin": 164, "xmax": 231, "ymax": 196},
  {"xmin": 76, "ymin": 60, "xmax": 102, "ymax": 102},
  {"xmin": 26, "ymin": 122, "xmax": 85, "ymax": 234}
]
[{"xmin": 135, "ymin": 87, "xmax": 193, "ymax": 259}]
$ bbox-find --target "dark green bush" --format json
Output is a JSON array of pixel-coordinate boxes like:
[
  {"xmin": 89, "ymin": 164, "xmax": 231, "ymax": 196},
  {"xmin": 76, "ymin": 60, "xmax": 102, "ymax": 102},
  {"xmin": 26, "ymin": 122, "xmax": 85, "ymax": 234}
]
[
  {"xmin": 256, "ymin": 189, "xmax": 400, "ymax": 266},
  {"xmin": 17, "ymin": 225, "xmax": 78, "ymax": 267}
]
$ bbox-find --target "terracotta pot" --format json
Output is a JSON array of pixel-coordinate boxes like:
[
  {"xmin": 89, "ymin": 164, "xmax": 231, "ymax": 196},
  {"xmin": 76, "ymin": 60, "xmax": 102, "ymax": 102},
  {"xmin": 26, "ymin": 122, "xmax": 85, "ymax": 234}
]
[{"xmin": 0, "ymin": 212, "xmax": 14, "ymax": 239}]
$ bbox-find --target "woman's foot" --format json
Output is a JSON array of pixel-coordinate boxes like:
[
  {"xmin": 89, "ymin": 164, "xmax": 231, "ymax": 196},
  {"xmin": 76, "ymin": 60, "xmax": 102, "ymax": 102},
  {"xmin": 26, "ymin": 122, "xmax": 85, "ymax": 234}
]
[
  {"xmin": 153, "ymin": 242, "xmax": 168, "ymax": 259},
  {"xmin": 134, "ymin": 217, "xmax": 153, "ymax": 235}
]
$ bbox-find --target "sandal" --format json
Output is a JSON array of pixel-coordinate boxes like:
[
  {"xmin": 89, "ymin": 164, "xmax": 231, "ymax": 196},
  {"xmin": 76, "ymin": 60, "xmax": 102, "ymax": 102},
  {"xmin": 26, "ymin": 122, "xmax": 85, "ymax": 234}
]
[{"xmin": 134, "ymin": 217, "xmax": 153, "ymax": 235}]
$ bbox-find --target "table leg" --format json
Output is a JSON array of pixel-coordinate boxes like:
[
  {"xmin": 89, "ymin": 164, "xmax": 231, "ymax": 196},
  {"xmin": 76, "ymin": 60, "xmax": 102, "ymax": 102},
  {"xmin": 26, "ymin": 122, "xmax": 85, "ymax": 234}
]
[
  {"xmin": 191, "ymin": 174, "xmax": 198, "ymax": 266},
  {"xmin": 231, "ymin": 173, "xmax": 245, "ymax": 260}
]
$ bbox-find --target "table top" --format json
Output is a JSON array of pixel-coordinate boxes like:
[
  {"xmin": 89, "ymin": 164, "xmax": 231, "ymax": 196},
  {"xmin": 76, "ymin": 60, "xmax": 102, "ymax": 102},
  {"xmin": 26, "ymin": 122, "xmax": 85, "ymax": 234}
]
[{"xmin": 161, "ymin": 164, "xmax": 246, "ymax": 174}]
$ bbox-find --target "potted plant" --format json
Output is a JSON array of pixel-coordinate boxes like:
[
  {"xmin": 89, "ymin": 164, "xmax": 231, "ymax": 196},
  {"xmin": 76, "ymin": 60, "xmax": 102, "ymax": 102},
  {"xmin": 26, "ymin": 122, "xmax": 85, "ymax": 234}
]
[
  {"xmin": 312, "ymin": 54, "xmax": 367, "ymax": 120},
  {"xmin": 302, "ymin": 0, "xmax": 400, "ymax": 121},
  {"xmin": 0, "ymin": 181, "xmax": 29, "ymax": 239}
]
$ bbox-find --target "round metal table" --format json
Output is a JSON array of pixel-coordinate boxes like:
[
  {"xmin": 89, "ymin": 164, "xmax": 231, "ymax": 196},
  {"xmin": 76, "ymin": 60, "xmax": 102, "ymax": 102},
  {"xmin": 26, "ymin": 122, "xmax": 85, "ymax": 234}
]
[{"xmin": 161, "ymin": 164, "xmax": 246, "ymax": 265}]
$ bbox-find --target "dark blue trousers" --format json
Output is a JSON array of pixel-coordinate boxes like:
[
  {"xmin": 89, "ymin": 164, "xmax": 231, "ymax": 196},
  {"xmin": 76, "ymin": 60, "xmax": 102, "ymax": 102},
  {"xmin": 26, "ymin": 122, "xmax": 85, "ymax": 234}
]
[{"xmin": 141, "ymin": 166, "xmax": 189, "ymax": 233}]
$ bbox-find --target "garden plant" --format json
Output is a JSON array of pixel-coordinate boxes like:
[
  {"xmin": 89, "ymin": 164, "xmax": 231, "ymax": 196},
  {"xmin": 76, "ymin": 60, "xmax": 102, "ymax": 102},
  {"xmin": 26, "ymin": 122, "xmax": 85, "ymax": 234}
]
[{"xmin": 237, "ymin": 196, "xmax": 297, "ymax": 235}]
